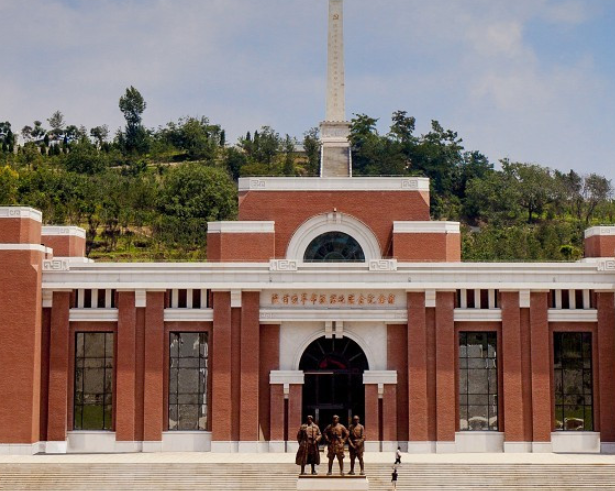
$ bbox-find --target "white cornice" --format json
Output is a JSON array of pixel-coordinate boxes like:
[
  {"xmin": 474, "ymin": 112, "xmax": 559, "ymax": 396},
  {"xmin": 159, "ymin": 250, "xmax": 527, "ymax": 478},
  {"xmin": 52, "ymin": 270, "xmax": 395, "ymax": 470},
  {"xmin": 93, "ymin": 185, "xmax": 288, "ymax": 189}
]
[
  {"xmin": 394, "ymin": 221, "xmax": 460, "ymax": 234},
  {"xmin": 270, "ymin": 370, "xmax": 305, "ymax": 386},
  {"xmin": 0, "ymin": 244, "xmax": 46, "ymax": 252},
  {"xmin": 585, "ymin": 226, "xmax": 615, "ymax": 239},
  {"xmin": 42, "ymin": 226, "xmax": 86, "ymax": 239},
  {"xmin": 548, "ymin": 309, "xmax": 598, "ymax": 323},
  {"xmin": 454, "ymin": 309, "xmax": 502, "ymax": 322},
  {"xmin": 69, "ymin": 309, "xmax": 119, "ymax": 322},
  {"xmin": 208, "ymin": 222, "xmax": 275, "ymax": 234},
  {"xmin": 41, "ymin": 261, "xmax": 615, "ymax": 292},
  {"xmin": 363, "ymin": 370, "xmax": 398, "ymax": 386},
  {"xmin": 163, "ymin": 309, "xmax": 214, "ymax": 322},
  {"xmin": 0, "ymin": 207, "xmax": 42, "ymax": 222},
  {"xmin": 238, "ymin": 177, "xmax": 430, "ymax": 192}
]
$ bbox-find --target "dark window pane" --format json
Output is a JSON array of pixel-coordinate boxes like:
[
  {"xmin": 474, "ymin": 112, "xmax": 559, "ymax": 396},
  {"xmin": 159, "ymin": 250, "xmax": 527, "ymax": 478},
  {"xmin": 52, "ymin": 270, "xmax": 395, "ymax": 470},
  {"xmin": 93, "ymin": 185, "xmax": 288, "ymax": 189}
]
[
  {"xmin": 553, "ymin": 332, "xmax": 593, "ymax": 431},
  {"xmin": 73, "ymin": 332, "xmax": 114, "ymax": 431},
  {"xmin": 169, "ymin": 332, "xmax": 209, "ymax": 432},
  {"xmin": 459, "ymin": 331, "xmax": 498, "ymax": 431},
  {"xmin": 304, "ymin": 232, "xmax": 366, "ymax": 263}
]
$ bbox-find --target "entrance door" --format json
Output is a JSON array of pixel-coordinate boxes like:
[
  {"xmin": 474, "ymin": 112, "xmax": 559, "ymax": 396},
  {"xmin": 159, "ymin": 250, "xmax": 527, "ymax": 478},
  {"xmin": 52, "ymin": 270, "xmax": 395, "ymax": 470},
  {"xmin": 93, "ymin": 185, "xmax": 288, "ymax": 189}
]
[{"xmin": 299, "ymin": 337, "xmax": 369, "ymax": 429}]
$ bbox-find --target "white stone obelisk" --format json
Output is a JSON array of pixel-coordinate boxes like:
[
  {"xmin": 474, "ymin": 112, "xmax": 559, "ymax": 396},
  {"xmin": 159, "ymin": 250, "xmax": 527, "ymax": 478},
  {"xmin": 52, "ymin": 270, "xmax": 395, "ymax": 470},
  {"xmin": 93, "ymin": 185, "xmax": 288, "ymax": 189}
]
[{"xmin": 320, "ymin": 0, "xmax": 352, "ymax": 178}]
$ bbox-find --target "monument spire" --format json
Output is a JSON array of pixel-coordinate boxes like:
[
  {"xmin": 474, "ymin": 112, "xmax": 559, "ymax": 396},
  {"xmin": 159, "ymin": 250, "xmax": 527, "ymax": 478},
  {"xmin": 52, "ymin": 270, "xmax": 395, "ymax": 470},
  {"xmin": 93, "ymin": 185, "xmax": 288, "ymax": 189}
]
[
  {"xmin": 326, "ymin": 0, "xmax": 346, "ymax": 122},
  {"xmin": 320, "ymin": 0, "xmax": 352, "ymax": 178}
]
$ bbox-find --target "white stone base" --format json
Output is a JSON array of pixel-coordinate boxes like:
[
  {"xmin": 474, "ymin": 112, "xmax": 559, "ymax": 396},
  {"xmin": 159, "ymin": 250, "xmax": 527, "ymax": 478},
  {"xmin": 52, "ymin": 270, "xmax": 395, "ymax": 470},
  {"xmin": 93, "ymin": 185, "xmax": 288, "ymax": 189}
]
[
  {"xmin": 364, "ymin": 442, "xmax": 380, "ymax": 452},
  {"xmin": 142, "ymin": 441, "xmax": 164, "ymax": 453},
  {"xmin": 551, "ymin": 432, "xmax": 600, "ymax": 454},
  {"xmin": 67, "ymin": 432, "xmax": 116, "ymax": 453},
  {"xmin": 45, "ymin": 441, "xmax": 68, "ymax": 454},
  {"xmin": 286, "ymin": 441, "xmax": 300, "ymax": 454},
  {"xmin": 237, "ymin": 441, "xmax": 269, "ymax": 453},
  {"xmin": 455, "ymin": 432, "xmax": 504, "ymax": 453},
  {"xmin": 381, "ymin": 441, "xmax": 399, "ymax": 452},
  {"xmin": 269, "ymin": 441, "xmax": 287, "ymax": 453},
  {"xmin": 435, "ymin": 441, "xmax": 456, "ymax": 453},
  {"xmin": 211, "ymin": 441, "xmax": 234, "ymax": 453},
  {"xmin": 162, "ymin": 432, "xmax": 211, "ymax": 452},
  {"xmin": 297, "ymin": 475, "xmax": 369, "ymax": 491},
  {"xmin": 407, "ymin": 441, "xmax": 436, "ymax": 453},
  {"xmin": 532, "ymin": 442, "xmax": 553, "ymax": 453},
  {"xmin": 116, "ymin": 441, "xmax": 143, "ymax": 453},
  {"xmin": 504, "ymin": 442, "xmax": 533, "ymax": 453},
  {"xmin": 601, "ymin": 442, "xmax": 615, "ymax": 454},
  {"xmin": 0, "ymin": 442, "xmax": 44, "ymax": 455}
]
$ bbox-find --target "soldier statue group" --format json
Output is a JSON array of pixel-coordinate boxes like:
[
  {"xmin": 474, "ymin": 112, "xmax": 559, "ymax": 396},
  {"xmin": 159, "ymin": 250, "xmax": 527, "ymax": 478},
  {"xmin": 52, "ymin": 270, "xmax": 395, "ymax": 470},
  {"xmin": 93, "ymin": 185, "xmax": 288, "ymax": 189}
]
[{"xmin": 296, "ymin": 414, "xmax": 365, "ymax": 476}]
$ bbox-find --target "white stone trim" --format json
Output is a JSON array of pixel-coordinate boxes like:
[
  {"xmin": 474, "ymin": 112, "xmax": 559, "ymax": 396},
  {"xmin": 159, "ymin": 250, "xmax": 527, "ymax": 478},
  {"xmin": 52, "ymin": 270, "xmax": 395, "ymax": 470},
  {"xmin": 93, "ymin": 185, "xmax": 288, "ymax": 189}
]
[
  {"xmin": 0, "ymin": 244, "xmax": 46, "ymax": 252},
  {"xmin": 270, "ymin": 370, "xmax": 304, "ymax": 396},
  {"xmin": 291, "ymin": 328, "xmax": 380, "ymax": 372},
  {"xmin": 363, "ymin": 370, "xmax": 397, "ymax": 386},
  {"xmin": 454, "ymin": 309, "xmax": 502, "ymax": 322},
  {"xmin": 503, "ymin": 442, "xmax": 533, "ymax": 453},
  {"xmin": 407, "ymin": 441, "xmax": 436, "ymax": 453},
  {"xmin": 69, "ymin": 309, "xmax": 119, "ymax": 322},
  {"xmin": 585, "ymin": 226, "xmax": 615, "ymax": 239},
  {"xmin": 0, "ymin": 442, "xmax": 44, "ymax": 455},
  {"xmin": 42, "ymin": 226, "xmax": 86, "ymax": 238},
  {"xmin": 601, "ymin": 443, "xmax": 615, "ymax": 454},
  {"xmin": 163, "ymin": 309, "xmax": 214, "ymax": 322},
  {"xmin": 42, "ymin": 290, "xmax": 54, "ymax": 308},
  {"xmin": 238, "ymin": 177, "xmax": 430, "ymax": 192},
  {"xmin": 532, "ymin": 442, "xmax": 553, "ymax": 453},
  {"xmin": 207, "ymin": 221, "xmax": 275, "ymax": 234},
  {"xmin": 162, "ymin": 431, "xmax": 211, "ymax": 452},
  {"xmin": 425, "ymin": 289, "xmax": 437, "ymax": 308},
  {"xmin": 394, "ymin": 221, "xmax": 460, "ymax": 234},
  {"xmin": 551, "ymin": 432, "xmax": 600, "ymax": 453},
  {"xmin": 0, "ymin": 207, "xmax": 42, "ymax": 222},
  {"xmin": 210, "ymin": 441, "xmax": 234, "ymax": 453},
  {"xmin": 45, "ymin": 441, "xmax": 68, "ymax": 454},
  {"xmin": 135, "ymin": 289, "xmax": 147, "ymax": 308},
  {"xmin": 455, "ymin": 432, "xmax": 504, "ymax": 453},
  {"xmin": 519, "ymin": 290, "xmax": 531, "ymax": 308},
  {"xmin": 548, "ymin": 309, "xmax": 598, "ymax": 322},
  {"xmin": 231, "ymin": 289, "xmax": 242, "ymax": 308},
  {"xmin": 435, "ymin": 441, "xmax": 457, "ymax": 453},
  {"xmin": 286, "ymin": 212, "xmax": 381, "ymax": 262},
  {"xmin": 260, "ymin": 309, "xmax": 407, "ymax": 323},
  {"xmin": 268, "ymin": 441, "xmax": 286, "ymax": 453}
]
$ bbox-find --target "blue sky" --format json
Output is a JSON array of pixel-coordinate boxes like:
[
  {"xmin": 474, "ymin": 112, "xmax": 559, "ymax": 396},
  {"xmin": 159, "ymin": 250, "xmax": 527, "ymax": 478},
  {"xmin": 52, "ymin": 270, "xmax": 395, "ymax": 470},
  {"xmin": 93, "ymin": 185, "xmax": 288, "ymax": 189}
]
[{"xmin": 1, "ymin": 0, "xmax": 614, "ymax": 176}]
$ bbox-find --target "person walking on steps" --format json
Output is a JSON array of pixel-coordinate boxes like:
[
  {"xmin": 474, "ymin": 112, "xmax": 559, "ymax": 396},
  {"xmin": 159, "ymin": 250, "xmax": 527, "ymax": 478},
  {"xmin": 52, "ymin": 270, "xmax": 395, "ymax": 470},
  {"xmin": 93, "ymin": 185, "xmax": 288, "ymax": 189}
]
[
  {"xmin": 394, "ymin": 446, "xmax": 402, "ymax": 465},
  {"xmin": 391, "ymin": 467, "xmax": 399, "ymax": 490}
]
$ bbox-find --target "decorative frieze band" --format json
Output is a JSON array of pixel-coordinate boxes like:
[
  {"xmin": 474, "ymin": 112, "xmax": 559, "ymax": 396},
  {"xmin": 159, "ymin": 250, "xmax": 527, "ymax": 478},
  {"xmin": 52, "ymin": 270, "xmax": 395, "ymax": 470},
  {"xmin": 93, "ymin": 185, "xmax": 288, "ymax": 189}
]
[
  {"xmin": 270, "ymin": 260, "xmax": 299, "ymax": 272},
  {"xmin": 238, "ymin": 177, "xmax": 430, "ymax": 192},
  {"xmin": 369, "ymin": 259, "xmax": 398, "ymax": 271},
  {"xmin": 0, "ymin": 207, "xmax": 42, "ymax": 222},
  {"xmin": 585, "ymin": 226, "xmax": 615, "ymax": 239},
  {"xmin": 42, "ymin": 226, "xmax": 86, "ymax": 238},
  {"xmin": 43, "ymin": 259, "xmax": 70, "ymax": 271}
]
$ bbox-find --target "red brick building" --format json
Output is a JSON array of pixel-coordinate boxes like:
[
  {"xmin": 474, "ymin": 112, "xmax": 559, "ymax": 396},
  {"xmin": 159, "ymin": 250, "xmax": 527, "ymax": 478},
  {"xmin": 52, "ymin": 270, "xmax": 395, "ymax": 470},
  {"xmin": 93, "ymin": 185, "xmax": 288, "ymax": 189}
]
[
  {"xmin": 1, "ymin": 180, "xmax": 615, "ymax": 455},
  {"xmin": 2, "ymin": 0, "xmax": 615, "ymax": 458}
]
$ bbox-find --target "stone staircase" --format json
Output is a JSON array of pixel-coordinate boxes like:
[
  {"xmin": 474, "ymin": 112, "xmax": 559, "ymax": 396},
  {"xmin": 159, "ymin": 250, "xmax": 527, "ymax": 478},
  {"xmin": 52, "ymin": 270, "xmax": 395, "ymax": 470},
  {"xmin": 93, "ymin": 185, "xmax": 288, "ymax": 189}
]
[{"xmin": 2, "ymin": 462, "xmax": 615, "ymax": 490}]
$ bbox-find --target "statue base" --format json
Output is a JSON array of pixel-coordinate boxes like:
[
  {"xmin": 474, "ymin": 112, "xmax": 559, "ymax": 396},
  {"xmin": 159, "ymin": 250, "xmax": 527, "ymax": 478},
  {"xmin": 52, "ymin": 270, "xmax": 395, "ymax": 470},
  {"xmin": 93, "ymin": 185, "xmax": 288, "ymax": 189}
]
[{"xmin": 297, "ymin": 475, "xmax": 369, "ymax": 491}]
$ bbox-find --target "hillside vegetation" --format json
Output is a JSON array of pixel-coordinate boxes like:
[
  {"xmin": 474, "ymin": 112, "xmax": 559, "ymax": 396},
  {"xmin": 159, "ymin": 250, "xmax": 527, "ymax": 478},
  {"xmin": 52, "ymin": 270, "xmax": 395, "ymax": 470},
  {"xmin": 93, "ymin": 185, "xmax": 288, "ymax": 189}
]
[{"xmin": 0, "ymin": 87, "xmax": 613, "ymax": 262}]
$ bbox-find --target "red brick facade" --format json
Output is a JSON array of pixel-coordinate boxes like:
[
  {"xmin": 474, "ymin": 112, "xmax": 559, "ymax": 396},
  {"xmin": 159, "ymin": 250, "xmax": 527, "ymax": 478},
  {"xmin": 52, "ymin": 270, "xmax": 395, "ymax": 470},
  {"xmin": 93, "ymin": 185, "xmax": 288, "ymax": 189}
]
[{"xmin": 1, "ymin": 191, "xmax": 615, "ymax": 455}]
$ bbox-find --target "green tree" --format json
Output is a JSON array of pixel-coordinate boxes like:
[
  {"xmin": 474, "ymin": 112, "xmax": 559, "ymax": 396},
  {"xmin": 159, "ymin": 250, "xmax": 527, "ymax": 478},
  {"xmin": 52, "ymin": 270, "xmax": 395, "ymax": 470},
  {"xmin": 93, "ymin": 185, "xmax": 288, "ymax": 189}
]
[
  {"xmin": 303, "ymin": 127, "xmax": 321, "ymax": 176},
  {"xmin": 119, "ymin": 86, "xmax": 149, "ymax": 154}
]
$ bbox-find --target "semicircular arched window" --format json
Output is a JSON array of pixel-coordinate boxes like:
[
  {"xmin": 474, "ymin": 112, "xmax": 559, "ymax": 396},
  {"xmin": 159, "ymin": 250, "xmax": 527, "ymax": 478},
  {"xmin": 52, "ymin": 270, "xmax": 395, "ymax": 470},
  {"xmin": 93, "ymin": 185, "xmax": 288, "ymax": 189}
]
[{"xmin": 303, "ymin": 232, "xmax": 365, "ymax": 263}]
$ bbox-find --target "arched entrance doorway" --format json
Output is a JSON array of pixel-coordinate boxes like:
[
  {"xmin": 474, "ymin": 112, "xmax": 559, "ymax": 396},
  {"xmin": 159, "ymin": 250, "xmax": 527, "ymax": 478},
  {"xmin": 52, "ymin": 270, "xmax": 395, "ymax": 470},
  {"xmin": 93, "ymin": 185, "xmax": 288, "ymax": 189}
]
[{"xmin": 299, "ymin": 337, "xmax": 369, "ymax": 429}]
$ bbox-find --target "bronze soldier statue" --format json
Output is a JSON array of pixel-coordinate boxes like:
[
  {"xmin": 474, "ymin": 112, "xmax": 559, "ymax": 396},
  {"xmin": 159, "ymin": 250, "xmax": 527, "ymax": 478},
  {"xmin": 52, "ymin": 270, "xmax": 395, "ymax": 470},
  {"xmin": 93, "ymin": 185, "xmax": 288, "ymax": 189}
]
[
  {"xmin": 348, "ymin": 415, "xmax": 366, "ymax": 475},
  {"xmin": 323, "ymin": 414, "xmax": 349, "ymax": 476},
  {"xmin": 296, "ymin": 415, "xmax": 322, "ymax": 475}
]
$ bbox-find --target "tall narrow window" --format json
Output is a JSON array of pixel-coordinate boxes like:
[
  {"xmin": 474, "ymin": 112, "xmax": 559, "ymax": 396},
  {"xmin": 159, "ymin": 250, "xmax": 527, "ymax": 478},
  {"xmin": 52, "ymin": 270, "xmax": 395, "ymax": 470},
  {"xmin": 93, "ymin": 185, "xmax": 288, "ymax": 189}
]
[
  {"xmin": 74, "ymin": 332, "xmax": 114, "ymax": 431},
  {"xmin": 169, "ymin": 332, "xmax": 209, "ymax": 431},
  {"xmin": 554, "ymin": 332, "xmax": 593, "ymax": 431},
  {"xmin": 459, "ymin": 332, "xmax": 498, "ymax": 431}
]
